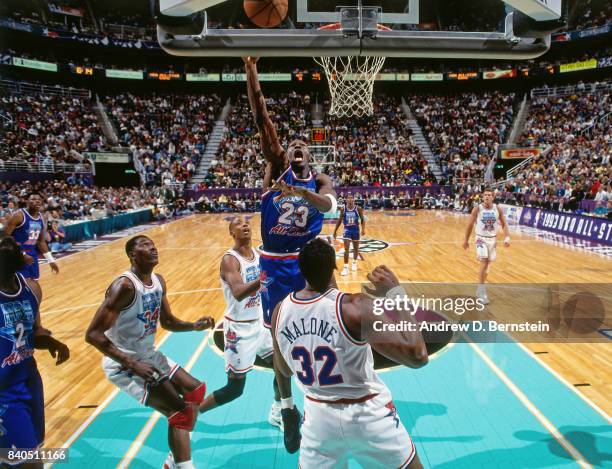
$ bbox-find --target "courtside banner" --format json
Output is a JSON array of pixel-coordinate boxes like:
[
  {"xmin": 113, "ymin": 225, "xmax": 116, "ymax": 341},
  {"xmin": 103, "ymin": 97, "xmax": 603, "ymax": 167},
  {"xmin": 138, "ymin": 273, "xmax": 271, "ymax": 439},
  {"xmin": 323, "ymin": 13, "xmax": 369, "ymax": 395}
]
[
  {"xmin": 559, "ymin": 59, "xmax": 598, "ymax": 73},
  {"xmin": 499, "ymin": 204, "xmax": 523, "ymax": 225},
  {"xmin": 500, "ymin": 148, "xmax": 541, "ymax": 159},
  {"xmin": 519, "ymin": 208, "xmax": 612, "ymax": 245}
]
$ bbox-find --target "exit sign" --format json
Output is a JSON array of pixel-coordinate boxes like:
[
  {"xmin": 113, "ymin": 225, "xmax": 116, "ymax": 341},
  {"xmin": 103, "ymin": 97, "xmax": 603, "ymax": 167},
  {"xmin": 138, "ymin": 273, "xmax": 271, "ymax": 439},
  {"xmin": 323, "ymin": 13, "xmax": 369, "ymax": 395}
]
[{"xmin": 503, "ymin": 0, "xmax": 561, "ymax": 21}]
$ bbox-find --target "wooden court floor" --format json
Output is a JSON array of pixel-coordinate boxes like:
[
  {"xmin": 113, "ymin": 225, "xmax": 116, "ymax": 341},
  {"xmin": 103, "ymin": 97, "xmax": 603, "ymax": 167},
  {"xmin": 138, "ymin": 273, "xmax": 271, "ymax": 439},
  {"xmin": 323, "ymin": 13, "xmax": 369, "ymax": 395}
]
[{"xmin": 34, "ymin": 211, "xmax": 612, "ymax": 450}]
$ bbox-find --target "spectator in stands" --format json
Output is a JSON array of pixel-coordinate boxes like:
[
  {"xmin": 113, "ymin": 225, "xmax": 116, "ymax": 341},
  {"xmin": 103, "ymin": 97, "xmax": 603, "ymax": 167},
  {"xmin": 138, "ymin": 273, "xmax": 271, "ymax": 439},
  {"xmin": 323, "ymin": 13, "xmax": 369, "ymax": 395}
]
[{"xmin": 47, "ymin": 220, "xmax": 72, "ymax": 253}]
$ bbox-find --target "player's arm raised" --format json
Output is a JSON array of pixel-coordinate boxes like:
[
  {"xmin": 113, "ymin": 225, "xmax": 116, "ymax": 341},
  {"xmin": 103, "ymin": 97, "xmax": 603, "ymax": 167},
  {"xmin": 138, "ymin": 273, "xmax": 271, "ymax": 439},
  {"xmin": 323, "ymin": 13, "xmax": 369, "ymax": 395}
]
[
  {"xmin": 243, "ymin": 57, "xmax": 288, "ymax": 171},
  {"xmin": 497, "ymin": 205, "xmax": 511, "ymax": 247},
  {"xmin": 341, "ymin": 266, "xmax": 429, "ymax": 369},
  {"xmin": 333, "ymin": 207, "xmax": 344, "ymax": 239},
  {"xmin": 85, "ymin": 278, "xmax": 159, "ymax": 382},
  {"xmin": 157, "ymin": 274, "xmax": 214, "ymax": 332},
  {"xmin": 29, "ymin": 278, "xmax": 70, "ymax": 365},
  {"xmin": 463, "ymin": 206, "xmax": 478, "ymax": 250},
  {"xmin": 221, "ymin": 254, "xmax": 260, "ymax": 301}
]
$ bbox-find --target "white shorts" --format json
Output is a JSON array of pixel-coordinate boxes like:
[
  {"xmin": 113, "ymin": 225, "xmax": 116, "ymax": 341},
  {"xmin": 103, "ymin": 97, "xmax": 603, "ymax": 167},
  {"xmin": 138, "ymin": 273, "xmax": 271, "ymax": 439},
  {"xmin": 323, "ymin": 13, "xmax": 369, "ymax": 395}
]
[
  {"xmin": 223, "ymin": 316, "xmax": 274, "ymax": 374},
  {"xmin": 476, "ymin": 236, "xmax": 496, "ymax": 261},
  {"xmin": 102, "ymin": 350, "xmax": 179, "ymax": 405},
  {"xmin": 300, "ymin": 393, "xmax": 416, "ymax": 469}
]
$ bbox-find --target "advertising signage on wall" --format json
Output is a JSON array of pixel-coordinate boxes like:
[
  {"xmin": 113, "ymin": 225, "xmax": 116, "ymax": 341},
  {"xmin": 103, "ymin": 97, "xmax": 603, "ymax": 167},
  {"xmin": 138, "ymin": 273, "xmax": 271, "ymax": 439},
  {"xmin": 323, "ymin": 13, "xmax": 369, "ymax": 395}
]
[
  {"xmin": 500, "ymin": 148, "xmax": 541, "ymax": 159},
  {"xmin": 446, "ymin": 72, "xmax": 479, "ymax": 80},
  {"xmin": 559, "ymin": 59, "xmax": 598, "ymax": 73},
  {"xmin": 483, "ymin": 69, "xmax": 517, "ymax": 80},
  {"xmin": 410, "ymin": 73, "xmax": 443, "ymax": 81},
  {"xmin": 12, "ymin": 57, "xmax": 58, "ymax": 72},
  {"xmin": 147, "ymin": 72, "xmax": 182, "ymax": 81},
  {"xmin": 105, "ymin": 69, "xmax": 144, "ymax": 80},
  {"xmin": 186, "ymin": 73, "xmax": 220, "ymax": 81}
]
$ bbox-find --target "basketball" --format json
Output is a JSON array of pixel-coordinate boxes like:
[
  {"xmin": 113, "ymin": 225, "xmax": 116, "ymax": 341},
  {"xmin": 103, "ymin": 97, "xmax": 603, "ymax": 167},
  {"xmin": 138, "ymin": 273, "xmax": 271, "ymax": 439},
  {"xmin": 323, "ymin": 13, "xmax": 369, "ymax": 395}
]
[{"xmin": 244, "ymin": 0, "xmax": 288, "ymax": 28}]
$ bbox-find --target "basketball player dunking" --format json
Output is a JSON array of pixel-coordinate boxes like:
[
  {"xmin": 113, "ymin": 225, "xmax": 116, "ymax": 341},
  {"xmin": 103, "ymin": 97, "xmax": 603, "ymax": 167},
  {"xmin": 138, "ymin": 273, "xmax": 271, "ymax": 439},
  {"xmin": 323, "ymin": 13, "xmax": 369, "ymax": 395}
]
[
  {"xmin": 199, "ymin": 217, "xmax": 282, "ymax": 428},
  {"xmin": 0, "ymin": 235, "xmax": 69, "ymax": 468},
  {"xmin": 243, "ymin": 56, "xmax": 338, "ymax": 452},
  {"xmin": 272, "ymin": 239, "xmax": 428, "ymax": 468},
  {"xmin": 86, "ymin": 236, "xmax": 214, "ymax": 469},
  {"xmin": 463, "ymin": 187, "xmax": 511, "ymax": 304},
  {"xmin": 333, "ymin": 193, "xmax": 366, "ymax": 276},
  {"xmin": 3, "ymin": 194, "xmax": 60, "ymax": 281}
]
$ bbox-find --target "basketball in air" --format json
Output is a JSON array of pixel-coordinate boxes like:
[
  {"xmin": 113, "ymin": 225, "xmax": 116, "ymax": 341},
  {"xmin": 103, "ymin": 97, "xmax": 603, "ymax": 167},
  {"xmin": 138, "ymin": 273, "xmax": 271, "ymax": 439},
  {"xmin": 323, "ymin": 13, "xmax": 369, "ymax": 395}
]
[{"xmin": 244, "ymin": 0, "xmax": 288, "ymax": 28}]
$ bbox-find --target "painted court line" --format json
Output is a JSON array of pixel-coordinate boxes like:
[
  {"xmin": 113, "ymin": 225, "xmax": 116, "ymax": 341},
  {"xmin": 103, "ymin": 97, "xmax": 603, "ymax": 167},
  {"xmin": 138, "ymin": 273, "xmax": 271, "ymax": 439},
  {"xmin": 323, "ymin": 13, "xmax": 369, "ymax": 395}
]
[
  {"xmin": 117, "ymin": 325, "xmax": 216, "ymax": 468},
  {"xmin": 45, "ymin": 332, "xmax": 175, "ymax": 468},
  {"xmin": 515, "ymin": 341, "xmax": 611, "ymax": 423},
  {"xmin": 468, "ymin": 340, "xmax": 593, "ymax": 469}
]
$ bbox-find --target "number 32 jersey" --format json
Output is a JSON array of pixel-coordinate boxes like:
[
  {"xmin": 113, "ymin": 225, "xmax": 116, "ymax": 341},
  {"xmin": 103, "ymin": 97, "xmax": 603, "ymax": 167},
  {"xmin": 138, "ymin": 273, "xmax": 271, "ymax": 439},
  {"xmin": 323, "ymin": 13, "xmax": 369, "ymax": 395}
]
[
  {"xmin": 275, "ymin": 288, "xmax": 390, "ymax": 402},
  {"xmin": 261, "ymin": 167, "xmax": 324, "ymax": 254}
]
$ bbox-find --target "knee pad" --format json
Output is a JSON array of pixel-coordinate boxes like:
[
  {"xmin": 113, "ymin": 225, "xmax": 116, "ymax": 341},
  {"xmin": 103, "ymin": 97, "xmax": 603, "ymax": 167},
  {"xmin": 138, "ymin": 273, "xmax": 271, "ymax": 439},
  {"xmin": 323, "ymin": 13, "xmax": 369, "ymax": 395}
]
[
  {"xmin": 213, "ymin": 377, "xmax": 246, "ymax": 405},
  {"xmin": 168, "ymin": 405, "xmax": 196, "ymax": 431},
  {"xmin": 184, "ymin": 383, "xmax": 206, "ymax": 405}
]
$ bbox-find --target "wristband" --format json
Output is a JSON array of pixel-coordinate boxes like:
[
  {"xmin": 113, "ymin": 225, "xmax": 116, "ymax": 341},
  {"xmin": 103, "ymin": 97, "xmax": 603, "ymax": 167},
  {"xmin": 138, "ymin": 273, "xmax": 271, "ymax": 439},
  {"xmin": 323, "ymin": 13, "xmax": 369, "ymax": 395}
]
[
  {"xmin": 386, "ymin": 286, "xmax": 407, "ymax": 299},
  {"xmin": 324, "ymin": 194, "xmax": 338, "ymax": 214},
  {"xmin": 44, "ymin": 252, "xmax": 56, "ymax": 263}
]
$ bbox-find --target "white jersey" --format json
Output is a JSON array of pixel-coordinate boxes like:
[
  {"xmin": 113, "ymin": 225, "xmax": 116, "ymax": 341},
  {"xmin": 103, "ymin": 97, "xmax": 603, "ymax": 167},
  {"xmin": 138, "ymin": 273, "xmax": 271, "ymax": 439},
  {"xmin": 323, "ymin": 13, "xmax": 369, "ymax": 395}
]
[
  {"xmin": 276, "ymin": 288, "xmax": 390, "ymax": 402},
  {"xmin": 221, "ymin": 248, "xmax": 262, "ymax": 321},
  {"xmin": 475, "ymin": 203, "xmax": 500, "ymax": 238},
  {"xmin": 104, "ymin": 270, "xmax": 164, "ymax": 357}
]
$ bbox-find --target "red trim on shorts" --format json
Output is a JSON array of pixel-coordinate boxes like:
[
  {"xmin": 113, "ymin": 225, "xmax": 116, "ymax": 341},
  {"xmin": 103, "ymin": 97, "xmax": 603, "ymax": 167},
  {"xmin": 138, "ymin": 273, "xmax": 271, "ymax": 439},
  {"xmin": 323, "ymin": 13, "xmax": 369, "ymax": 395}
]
[
  {"xmin": 398, "ymin": 441, "xmax": 416, "ymax": 468},
  {"xmin": 335, "ymin": 293, "xmax": 366, "ymax": 346},
  {"xmin": 260, "ymin": 251, "xmax": 300, "ymax": 260},
  {"xmin": 226, "ymin": 363, "xmax": 253, "ymax": 374},
  {"xmin": 259, "ymin": 349, "xmax": 274, "ymax": 359},
  {"xmin": 168, "ymin": 364, "xmax": 180, "ymax": 380},
  {"xmin": 306, "ymin": 393, "xmax": 379, "ymax": 405}
]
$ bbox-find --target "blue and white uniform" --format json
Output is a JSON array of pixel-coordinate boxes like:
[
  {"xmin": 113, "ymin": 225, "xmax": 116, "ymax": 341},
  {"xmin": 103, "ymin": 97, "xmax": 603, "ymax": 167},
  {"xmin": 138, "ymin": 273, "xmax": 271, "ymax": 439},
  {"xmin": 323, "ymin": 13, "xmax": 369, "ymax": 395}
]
[
  {"xmin": 275, "ymin": 288, "xmax": 416, "ymax": 469},
  {"xmin": 12, "ymin": 209, "xmax": 44, "ymax": 280},
  {"xmin": 260, "ymin": 167, "xmax": 324, "ymax": 328},
  {"xmin": 0, "ymin": 274, "xmax": 45, "ymax": 458},
  {"xmin": 342, "ymin": 206, "xmax": 361, "ymax": 241}
]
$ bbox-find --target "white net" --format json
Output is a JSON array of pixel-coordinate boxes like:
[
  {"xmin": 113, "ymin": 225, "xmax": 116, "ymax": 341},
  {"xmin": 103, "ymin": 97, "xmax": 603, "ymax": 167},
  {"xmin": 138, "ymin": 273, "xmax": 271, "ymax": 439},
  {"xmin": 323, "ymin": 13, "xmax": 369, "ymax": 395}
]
[{"xmin": 314, "ymin": 55, "xmax": 386, "ymax": 118}]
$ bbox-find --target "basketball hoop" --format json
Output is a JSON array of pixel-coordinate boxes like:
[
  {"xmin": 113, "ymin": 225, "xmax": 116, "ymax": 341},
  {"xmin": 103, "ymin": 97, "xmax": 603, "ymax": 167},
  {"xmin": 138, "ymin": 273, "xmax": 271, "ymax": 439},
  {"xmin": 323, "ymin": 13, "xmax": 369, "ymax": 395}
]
[{"xmin": 315, "ymin": 23, "xmax": 389, "ymax": 118}]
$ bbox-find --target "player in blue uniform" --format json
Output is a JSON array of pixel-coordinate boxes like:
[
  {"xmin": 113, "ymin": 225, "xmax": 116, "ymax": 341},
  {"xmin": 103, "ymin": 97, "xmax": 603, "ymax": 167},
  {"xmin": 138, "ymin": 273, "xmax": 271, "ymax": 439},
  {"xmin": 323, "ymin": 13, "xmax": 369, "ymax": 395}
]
[
  {"xmin": 0, "ymin": 235, "xmax": 69, "ymax": 467},
  {"xmin": 3, "ymin": 195, "xmax": 59, "ymax": 281},
  {"xmin": 243, "ymin": 56, "xmax": 337, "ymax": 453},
  {"xmin": 333, "ymin": 193, "xmax": 366, "ymax": 276}
]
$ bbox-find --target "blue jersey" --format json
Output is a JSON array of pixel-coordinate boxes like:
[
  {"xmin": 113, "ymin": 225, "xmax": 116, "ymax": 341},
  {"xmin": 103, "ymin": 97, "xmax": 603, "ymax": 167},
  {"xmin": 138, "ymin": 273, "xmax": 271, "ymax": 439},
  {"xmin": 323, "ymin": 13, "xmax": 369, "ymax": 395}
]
[
  {"xmin": 12, "ymin": 209, "xmax": 44, "ymax": 257},
  {"xmin": 343, "ymin": 207, "xmax": 360, "ymax": 229},
  {"xmin": 261, "ymin": 167, "xmax": 324, "ymax": 254},
  {"xmin": 0, "ymin": 274, "xmax": 39, "ymax": 392}
]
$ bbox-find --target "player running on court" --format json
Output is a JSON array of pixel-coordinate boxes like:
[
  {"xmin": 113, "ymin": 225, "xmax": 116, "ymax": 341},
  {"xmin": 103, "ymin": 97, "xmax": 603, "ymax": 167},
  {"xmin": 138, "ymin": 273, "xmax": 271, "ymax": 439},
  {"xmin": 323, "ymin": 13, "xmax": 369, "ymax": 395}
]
[
  {"xmin": 333, "ymin": 193, "xmax": 366, "ymax": 275},
  {"xmin": 3, "ymin": 194, "xmax": 59, "ymax": 280},
  {"xmin": 463, "ymin": 187, "xmax": 511, "ymax": 304},
  {"xmin": 86, "ymin": 236, "xmax": 214, "ymax": 469},
  {"xmin": 243, "ymin": 56, "xmax": 338, "ymax": 452},
  {"xmin": 199, "ymin": 217, "xmax": 282, "ymax": 427},
  {"xmin": 0, "ymin": 235, "xmax": 69, "ymax": 468},
  {"xmin": 272, "ymin": 238, "xmax": 428, "ymax": 469}
]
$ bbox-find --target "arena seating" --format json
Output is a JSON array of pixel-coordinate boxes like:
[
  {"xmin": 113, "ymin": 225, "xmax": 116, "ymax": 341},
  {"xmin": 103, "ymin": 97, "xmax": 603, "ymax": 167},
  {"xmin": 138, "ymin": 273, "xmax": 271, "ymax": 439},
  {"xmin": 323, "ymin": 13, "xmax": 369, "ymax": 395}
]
[{"xmin": 106, "ymin": 93, "xmax": 222, "ymax": 186}]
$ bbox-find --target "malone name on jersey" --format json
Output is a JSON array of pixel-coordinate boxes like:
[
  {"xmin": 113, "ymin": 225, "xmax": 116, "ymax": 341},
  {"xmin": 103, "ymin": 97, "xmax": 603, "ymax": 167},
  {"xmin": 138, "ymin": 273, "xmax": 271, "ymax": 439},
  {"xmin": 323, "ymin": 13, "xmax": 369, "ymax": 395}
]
[{"xmin": 278, "ymin": 317, "xmax": 339, "ymax": 345}]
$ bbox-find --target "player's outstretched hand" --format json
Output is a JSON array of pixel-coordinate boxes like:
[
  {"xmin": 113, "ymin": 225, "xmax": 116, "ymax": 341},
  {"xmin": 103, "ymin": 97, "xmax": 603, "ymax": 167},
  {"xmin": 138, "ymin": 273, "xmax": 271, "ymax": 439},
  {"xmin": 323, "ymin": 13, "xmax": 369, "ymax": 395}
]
[
  {"xmin": 193, "ymin": 316, "xmax": 215, "ymax": 331},
  {"xmin": 242, "ymin": 56, "xmax": 259, "ymax": 66},
  {"xmin": 364, "ymin": 265, "xmax": 400, "ymax": 297},
  {"xmin": 48, "ymin": 338, "xmax": 70, "ymax": 365},
  {"xmin": 271, "ymin": 180, "xmax": 306, "ymax": 199},
  {"xmin": 50, "ymin": 262, "xmax": 60, "ymax": 274},
  {"xmin": 131, "ymin": 361, "xmax": 161, "ymax": 384}
]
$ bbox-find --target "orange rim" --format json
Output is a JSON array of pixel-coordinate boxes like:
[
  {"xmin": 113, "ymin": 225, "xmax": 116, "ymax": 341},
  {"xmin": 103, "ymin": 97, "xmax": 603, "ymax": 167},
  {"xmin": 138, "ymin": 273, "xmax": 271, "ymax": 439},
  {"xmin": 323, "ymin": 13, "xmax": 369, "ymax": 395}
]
[{"xmin": 318, "ymin": 22, "xmax": 391, "ymax": 31}]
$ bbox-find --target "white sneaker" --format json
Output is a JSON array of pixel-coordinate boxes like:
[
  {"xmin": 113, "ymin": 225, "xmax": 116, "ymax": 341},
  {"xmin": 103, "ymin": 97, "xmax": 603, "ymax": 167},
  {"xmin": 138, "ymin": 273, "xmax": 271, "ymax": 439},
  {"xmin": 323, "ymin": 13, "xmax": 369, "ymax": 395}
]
[
  {"xmin": 479, "ymin": 295, "xmax": 490, "ymax": 305},
  {"xmin": 163, "ymin": 452, "xmax": 175, "ymax": 469},
  {"xmin": 268, "ymin": 401, "xmax": 283, "ymax": 430},
  {"xmin": 351, "ymin": 262, "xmax": 358, "ymax": 272},
  {"xmin": 341, "ymin": 266, "xmax": 349, "ymax": 276}
]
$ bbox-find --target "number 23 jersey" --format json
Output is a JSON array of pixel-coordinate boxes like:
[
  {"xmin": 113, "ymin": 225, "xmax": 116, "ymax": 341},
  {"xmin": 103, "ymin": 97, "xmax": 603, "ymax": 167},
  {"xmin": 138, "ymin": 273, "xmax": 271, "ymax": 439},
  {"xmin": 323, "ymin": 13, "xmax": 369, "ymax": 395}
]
[{"xmin": 261, "ymin": 168, "xmax": 324, "ymax": 254}]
